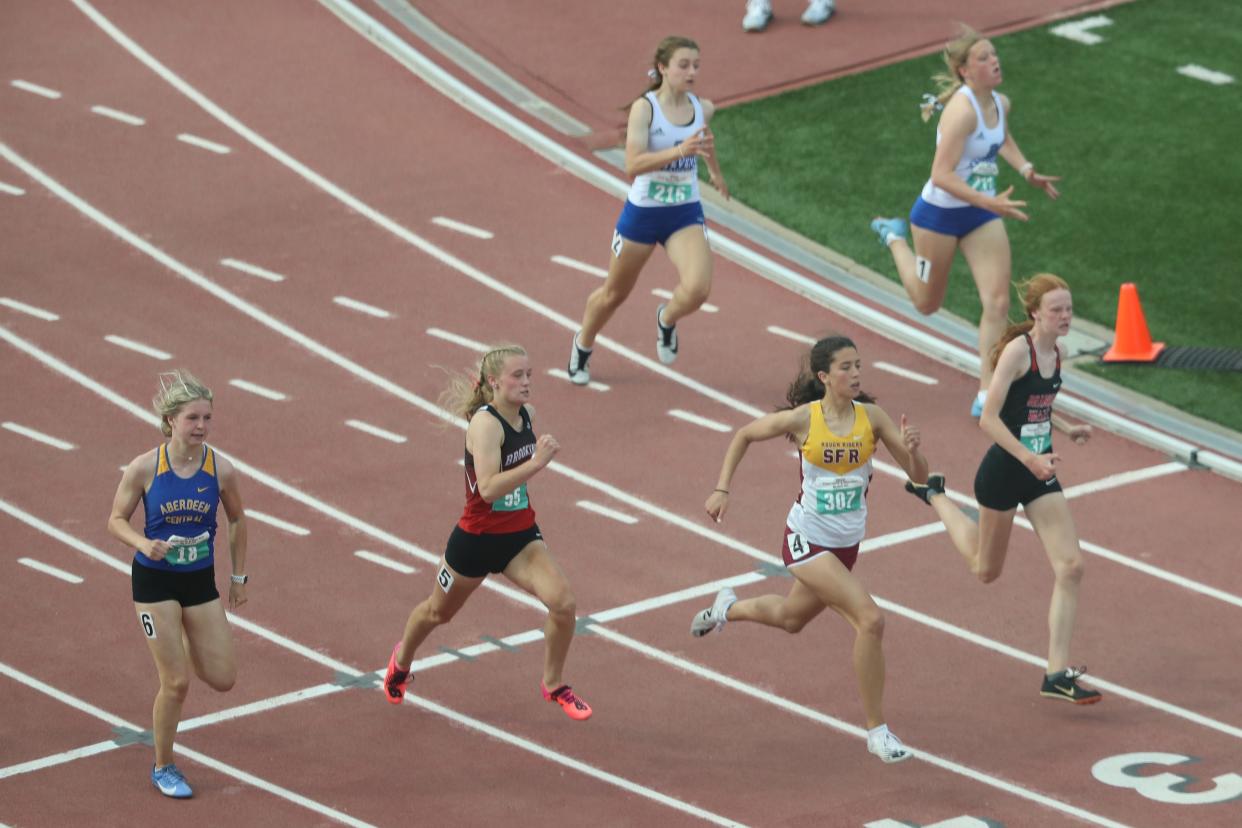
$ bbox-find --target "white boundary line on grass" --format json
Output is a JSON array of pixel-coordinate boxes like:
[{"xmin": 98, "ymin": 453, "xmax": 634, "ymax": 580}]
[{"xmin": 310, "ymin": 0, "xmax": 1241, "ymax": 481}]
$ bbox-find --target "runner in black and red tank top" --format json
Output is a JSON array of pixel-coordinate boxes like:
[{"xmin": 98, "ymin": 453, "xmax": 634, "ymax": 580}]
[
  {"xmin": 381, "ymin": 344, "xmax": 591, "ymax": 721},
  {"xmin": 459, "ymin": 404, "xmax": 537, "ymax": 534},
  {"xmin": 904, "ymin": 275, "xmax": 1102, "ymax": 705}
]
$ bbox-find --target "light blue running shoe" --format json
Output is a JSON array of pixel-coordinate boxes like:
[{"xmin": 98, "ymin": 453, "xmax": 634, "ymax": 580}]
[
  {"xmin": 870, "ymin": 217, "xmax": 908, "ymax": 246},
  {"xmin": 152, "ymin": 763, "xmax": 193, "ymax": 799},
  {"xmin": 970, "ymin": 393, "xmax": 986, "ymax": 418}
]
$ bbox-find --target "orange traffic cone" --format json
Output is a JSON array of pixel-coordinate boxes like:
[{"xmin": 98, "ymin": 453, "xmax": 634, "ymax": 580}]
[{"xmin": 1102, "ymin": 282, "xmax": 1165, "ymax": 363}]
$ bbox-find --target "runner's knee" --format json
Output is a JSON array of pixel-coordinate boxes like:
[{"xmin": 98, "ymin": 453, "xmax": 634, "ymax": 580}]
[
  {"xmin": 1052, "ymin": 554, "xmax": 1084, "ymax": 586},
  {"xmin": 780, "ymin": 610, "xmax": 810, "ymax": 634},
  {"xmin": 911, "ymin": 294, "xmax": 943, "ymax": 315},
  {"xmin": 160, "ymin": 672, "xmax": 191, "ymax": 702},
  {"xmin": 545, "ymin": 588, "xmax": 576, "ymax": 620},
  {"xmin": 203, "ymin": 666, "xmax": 236, "ymax": 693},
  {"xmin": 856, "ymin": 607, "xmax": 885, "ymax": 640},
  {"xmin": 979, "ymin": 287, "xmax": 1010, "ymax": 319}
]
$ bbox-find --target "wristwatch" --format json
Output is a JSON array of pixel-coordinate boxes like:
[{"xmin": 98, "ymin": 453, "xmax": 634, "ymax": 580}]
[{"xmin": 230, "ymin": 573, "xmax": 249, "ymax": 585}]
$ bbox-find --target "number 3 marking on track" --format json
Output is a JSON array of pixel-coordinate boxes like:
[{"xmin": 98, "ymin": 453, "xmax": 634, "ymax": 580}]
[{"xmin": 1092, "ymin": 752, "xmax": 1242, "ymax": 805}]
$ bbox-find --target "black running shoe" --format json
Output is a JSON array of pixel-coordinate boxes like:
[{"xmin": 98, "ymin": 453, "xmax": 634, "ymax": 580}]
[
  {"xmin": 1040, "ymin": 666, "xmax": 1103, "ymax": 704},
  {"xmin": 904, "ymin": 473, "xmax": 945, "ymax": 505},
  {"xmin": 567, "ymin": 331, "xmax": 592, "ymax": 386},
  {"xmin": 655, "ymin": 304, "xmax": 678, "ymax": 365}
]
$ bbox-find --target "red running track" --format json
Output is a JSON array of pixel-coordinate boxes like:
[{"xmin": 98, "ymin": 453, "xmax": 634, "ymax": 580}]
[{"xmin": 1, "ymin": 2, "xmax": 1239, "ymax": 826}]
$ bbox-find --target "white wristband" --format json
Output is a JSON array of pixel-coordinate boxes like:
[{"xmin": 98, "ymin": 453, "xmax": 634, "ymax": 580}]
[
  {"xmin": 1019, "ymin": 162, "xmax": 1034, "ymax": 178},
  {"xmin": 230, "ymin": 574, "xmax": 248, "ymax": 584}
]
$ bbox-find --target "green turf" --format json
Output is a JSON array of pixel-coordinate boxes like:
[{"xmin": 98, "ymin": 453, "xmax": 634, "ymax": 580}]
[{"xmin": 708, "ymin": 0, "xmax": 1242, "ymax": 432}]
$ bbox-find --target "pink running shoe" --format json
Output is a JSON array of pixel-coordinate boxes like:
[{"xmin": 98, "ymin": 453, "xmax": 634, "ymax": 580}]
[
  {"xmin": 384, "ymin": 642, "xmax": 412, "ymax": 705},
  {"xmin": 541, "ymin": 680, "xmax": 592, "ymax": 721}
]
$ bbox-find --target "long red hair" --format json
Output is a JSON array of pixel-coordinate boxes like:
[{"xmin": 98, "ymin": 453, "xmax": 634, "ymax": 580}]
[{"xmin": 989, "ymin": 274, "xmax": 1070, "ymax": 368}]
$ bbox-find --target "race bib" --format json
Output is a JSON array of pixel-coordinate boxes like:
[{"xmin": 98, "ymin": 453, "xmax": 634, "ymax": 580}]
[
  {"xmin": 165, "ymin": 532, "xmax": 210, "ymax": 567},
  {"xmin": 968, "ymin": 160, "xmax": 998, "ymax": 193},
  {"xmin": 786, "ymin": 530, "xmax": 811, "ymax": 562},
  {"xmin": 814, "ymin": 478, "xmax": 863, "ymax": 515},
  {"xmin": 646, "ymin": 180, "xmax": 692, "ymax": 205},
  {"xmin": 1020, "ymin": 421, "xmax": 1052, "ymax": 454},
  {"xmin": 493, "ymin": 483, "xmax": 529, "ymax": 512}
]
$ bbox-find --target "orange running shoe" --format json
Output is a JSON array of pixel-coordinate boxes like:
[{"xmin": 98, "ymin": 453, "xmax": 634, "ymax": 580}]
[
  {"xmin": 384, "ymin": 642, "xmax": 412, "ymax": 705},
  {"xmin": 541, "ymin": 680, "xmax": 592, "ymax": 720}
]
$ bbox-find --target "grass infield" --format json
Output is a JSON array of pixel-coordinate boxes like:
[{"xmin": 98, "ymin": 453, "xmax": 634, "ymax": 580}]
[{"xmin": 709, "ymin": 0, "xmax": 1242, "ymax": 433}]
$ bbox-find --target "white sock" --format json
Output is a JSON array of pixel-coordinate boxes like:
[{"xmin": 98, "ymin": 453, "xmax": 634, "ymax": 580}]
[
  {"xmin": 574, "ymin": 333, "xmax": 592, "ymax": 353},
  {"xmin": 867, "ymin": 724, "xmax": 889, "ymax": 739},
  {"xmin": 975, "ymin": 390, "xmax": 987, "ymax": 404}
]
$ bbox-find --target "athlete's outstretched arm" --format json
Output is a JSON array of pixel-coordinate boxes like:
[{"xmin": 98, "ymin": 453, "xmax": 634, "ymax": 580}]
[{"xmin": 706, "ymin": 406, "xmax": 807, "ymax": 522}]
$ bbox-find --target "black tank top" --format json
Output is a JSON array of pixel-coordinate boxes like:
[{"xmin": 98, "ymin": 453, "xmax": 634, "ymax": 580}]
[
  {"xmin": 459, "ymin": 405, "xmax": 537, "ymax": 533},
  {"xmin": 997, "ymin": 335, "xmax": 1061, "ymax": 456}
]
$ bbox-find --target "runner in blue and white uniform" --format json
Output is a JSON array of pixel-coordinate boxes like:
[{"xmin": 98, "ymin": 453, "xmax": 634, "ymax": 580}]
[
  {"xmin": 870, "ymin": 27, "xmax": 1062, "ymax": 417},
  {"xmin": 905, "ymin": 274, "xmax": 1102, "ymax": 705},
  {"xmin": 567, "ymin": 35, "xmax": 729, "ymax": 386},
  {"xmin": 108, "ymin": 370, "xmax": 250, "ymax": 799}
]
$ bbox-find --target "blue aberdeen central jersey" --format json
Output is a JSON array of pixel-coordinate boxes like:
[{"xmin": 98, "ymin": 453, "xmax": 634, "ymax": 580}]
[{"xmin": 137, "ymin": 444, "xmax": 220, "ymax": 572}]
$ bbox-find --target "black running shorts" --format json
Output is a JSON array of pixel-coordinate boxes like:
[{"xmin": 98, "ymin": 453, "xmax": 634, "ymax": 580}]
[
  {"xmin": 444, "ymin": 524, "xmax": 543, "ymax": 578},
  {"xmin": 973, "ymin": 444, "xmax": 1063, "ymax": 511},
  {"xmin": 131, "ymin": 560, "xmax": 220, "ymax": 607}
]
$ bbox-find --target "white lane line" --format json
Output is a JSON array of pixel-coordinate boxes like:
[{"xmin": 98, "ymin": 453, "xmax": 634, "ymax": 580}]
[
  {"xmin": 0, "ymin": 182, "xmax": 26, "ymax": 196},
  {"xmin": 546, "ymin": 367, "xmax": 609, "ymax": 391},
  {"xmin": 17, "ymin": 557, "xmax": 83, "ymax": 584},
  {"xmin": 2, "ymin": 422, "xmax": 76, "ymax": 451},
  {"xmin": 431, "ymin": 216, "xmax": 493, "ymax": 239},
  {"xmin": 0, "ymin": 659, "xmax": 382, "ymax": 828},
  {"xmin": 103, "ymin": 334, "xmax": 170, "ymax": 360},
  {"xmin": 7, "ymin": 139, "xmax": 1240, "ymax": 764},
  {"xmin": 0, "ymin": 341, "xmax": 1233, "ymax": 828},
  {"xmin": 408, "ymin": 694, "xmax": 745, "ymax": 826},
  {"xmin": 668, "ymin": 408, "xmax": 732, "ymax": 433},
  {"xmin": 9, "ymin": 30, "xmax": 1242, "ymax": 754},
  {"xmin": 246, "ymin": 510, "xmax": 310, "ymax": 536},
  {"xmin": 652, "ymin": 288, "xmax": 717, "ymax": 313},
  {"xmin": 1060, "ymin": 461, "xmax": 1187, "ymax": 499},
  {"xmin": 354, "ymin": 549, "xmax": 416, "ymax": 574},
  {"xmin": 766, "ymin": 324, "xmax": 815, "ymax": 346},
  {"xmin": 1177, "ymin": 65, "xmax": 1235, "ymax": 85},
  {"xmin": 871, "ymin": 457, "xmax": 1242, "ymax": 609},
  {"xmin": 89, "ymin": 104, "xmax": 145, "ymax": 125},
  {"xmin": 0, "ymin": 297, "xmax": 58, "ymax": 320},
  {"xmin": 873, "ymin": 360, "xmax": 937, "ymax": 385},
  {"xmin": 576, "ymin": 500, "xmax": 638, "ymax": 525},
  {"xmin": 426, "ymin": 327, "xmax": 487, "ymax": 351},
  {"xmin": 228, "ymin": 378, "xmax": 287, "ymax": 401},
  {"xmin": 345, "ymin": 419, "xmax": 407, "ymax": 443},
  {"xmin": 860, "ymin": 522, "xmax": 945, "ymax": 553},
  {"xmin": 220, "ymin": 258, "xmax": 285, "ymax": 282},
  {"xmin": 10, "ymin": 79, "xmax": 61, "ymax": 99},
  {"xmin": 11, "ymin": 136, "xmax": 1229, "ymax": 620},
  {"xmin": 1049, "ymin": 15, "xmax": 1113, "ymax": 45},
  {"xmin": 0, "ymin": 502, "xmax": 747, "ymax": 828},
  {"xmin": 551, "ymin": 254, "xmax": 606, "ymax": 278},
  {"xmin": 176, "ymin": 133, "xmax": 231, "ymax": 154},
  {"xmin": 333, "ymin": 296, "xmax": 392, "ymax": 318}
]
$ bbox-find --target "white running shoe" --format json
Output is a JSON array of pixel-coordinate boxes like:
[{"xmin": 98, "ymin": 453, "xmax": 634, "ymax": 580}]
[
  {"xmin": 742, "ymin": 0, "xmax": 773, "ymax": 32},
  {"xmin": 867, "ymin": 726, "xmax": 912, "ymax": 764},
  {"xmin": 690, "ymin": 587, "xmax": 737, "ymax": 637},
  {"xmin": 801, "ymin": 0, "xmax": 834, "ymax": 25},
  {"xmin": 655, "ymin": 304, "xmax": 679, "ymax": 365},
  {"xmin": 567, "ymin": 331, "xmax": 592, "ymax": 386}
]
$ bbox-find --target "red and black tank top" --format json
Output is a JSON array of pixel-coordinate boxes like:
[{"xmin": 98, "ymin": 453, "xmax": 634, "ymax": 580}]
[
  {"xmin": 458, "ymin": 405, "xmax": 537, "ymax": 533},
  {"xmin": 997, "ymin": 334, "xmax": 1062, "ymax": 456}
]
